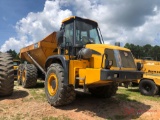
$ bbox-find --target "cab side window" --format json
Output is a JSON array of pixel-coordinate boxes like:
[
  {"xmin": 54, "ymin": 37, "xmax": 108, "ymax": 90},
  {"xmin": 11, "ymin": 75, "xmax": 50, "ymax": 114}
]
[{"xmin": 64, "ymin": 22, "xmax": 73, "ymax": 46}]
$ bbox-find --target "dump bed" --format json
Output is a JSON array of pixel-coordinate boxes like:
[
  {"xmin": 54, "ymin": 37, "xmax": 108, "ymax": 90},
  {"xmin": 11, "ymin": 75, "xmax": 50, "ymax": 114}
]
[{"xmin": 20, "ymin": 32, "xmax": 58, "ymax": 69}]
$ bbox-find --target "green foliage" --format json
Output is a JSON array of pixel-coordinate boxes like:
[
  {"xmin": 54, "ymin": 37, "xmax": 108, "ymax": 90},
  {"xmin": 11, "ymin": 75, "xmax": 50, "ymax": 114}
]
[
  {"xmin": 118, "ymin": 87, "xmax": 160, "ymax": 102},
  {"xmin": 42, "ymin": 115, "xmax": 72, "ymax": 120},
  {"xmin": 6, "ymin": 49, "xmax": 19, "ymax": 59},
  {"xmin": 124, "ymin": 43, "xmax": 160, "ymax": 60}
]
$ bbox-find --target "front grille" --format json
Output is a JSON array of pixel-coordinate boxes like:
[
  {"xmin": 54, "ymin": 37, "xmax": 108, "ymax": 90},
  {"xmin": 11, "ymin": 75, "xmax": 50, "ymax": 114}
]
[
  {"xmin": 105, "ymin": 49, "xmax": 136, "ymax": 69},
  {"xmin": 119, "ymin": 51, "xmax": 136, "ymax": 68}
]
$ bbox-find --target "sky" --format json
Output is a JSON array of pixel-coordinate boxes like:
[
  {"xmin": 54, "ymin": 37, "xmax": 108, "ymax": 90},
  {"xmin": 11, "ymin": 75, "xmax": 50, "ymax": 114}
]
[{"xmin": 0, "ymin": 0, "xmax": 160, "ymax": 52}]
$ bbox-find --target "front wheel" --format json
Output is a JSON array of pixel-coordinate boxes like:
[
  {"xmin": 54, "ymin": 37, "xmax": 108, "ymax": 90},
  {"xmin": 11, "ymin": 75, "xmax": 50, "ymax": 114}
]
[
  {"xmin": 45, "ymin": 63, "xmax": 76, "ymax": 106},
  {"xmin": 139, "ymin": 79, "xmax": 159, "ymax": 96},
  {"xmin": 89, "ymin": 83, "xmax": 118, "ymax": 98}
]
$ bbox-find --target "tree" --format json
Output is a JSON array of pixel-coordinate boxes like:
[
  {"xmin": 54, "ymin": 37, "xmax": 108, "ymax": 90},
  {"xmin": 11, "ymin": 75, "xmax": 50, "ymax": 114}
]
[
  {"xmin": 124, "ymin": 43, "xmax": 160, "ymax": 60},
  {"xmin": 143, "ymin": 44, "xmax": 152, "ymax": 57},
  {"xmin": 124, "ymin": 43, "xmax": 142, "ymax": 58},
  {"xmin": 150, "ymin": 46, "xmax": 160, "ymax": 60},
  {"xmin": 6, "ymin": 49, "xmax": 19, "ymax": 59}
]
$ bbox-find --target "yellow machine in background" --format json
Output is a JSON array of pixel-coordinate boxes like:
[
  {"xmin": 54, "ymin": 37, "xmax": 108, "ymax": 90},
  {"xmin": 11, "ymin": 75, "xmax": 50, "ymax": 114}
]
[
  {"xmin": 135, "ymin": 59, "xmax": 160, "ymax": 96},
  {"xmin": 13, "ymin": 59, "xmax": 20, "ymax": 79},
  {"xmin": 18, "ymin": 16, "xmax": 143, "ymax": 106}
]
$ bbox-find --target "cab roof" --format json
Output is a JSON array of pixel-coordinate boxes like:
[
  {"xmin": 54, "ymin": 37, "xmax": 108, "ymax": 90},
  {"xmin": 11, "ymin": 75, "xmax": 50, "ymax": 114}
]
[{"xmin": 62, "ymin": 16, "xmax": 98, "ymax": 26}]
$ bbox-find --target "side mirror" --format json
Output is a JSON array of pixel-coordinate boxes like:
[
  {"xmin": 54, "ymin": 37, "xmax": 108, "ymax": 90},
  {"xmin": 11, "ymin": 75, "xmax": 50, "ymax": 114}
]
[
  {"xmin": 56, "ymin": 30, "xmax": 64, "ymax": 45},
  {"xmin": 105, "ymin": 60, "xmax": 113, "ymax": 69},
  {"xmin": 88, "ymin": 38, "xmax": 94, "ymax": 44},
  {"xmin": 137, "ymin": 62, "xmax": 143, "ymax": 71}
]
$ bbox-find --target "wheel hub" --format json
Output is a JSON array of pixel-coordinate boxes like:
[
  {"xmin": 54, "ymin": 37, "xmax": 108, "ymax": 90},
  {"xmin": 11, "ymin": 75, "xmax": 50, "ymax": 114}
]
[
  {"xmin": 48, "ymin": 73, "xmax": 58, "ymax": 96},
  {"xmin": 51, "ymin": 80, "xmax": 56, "ymax": 89},
  {"xmin": 144, "ymin": 85, "xmax": 151, "ymax": 92}
]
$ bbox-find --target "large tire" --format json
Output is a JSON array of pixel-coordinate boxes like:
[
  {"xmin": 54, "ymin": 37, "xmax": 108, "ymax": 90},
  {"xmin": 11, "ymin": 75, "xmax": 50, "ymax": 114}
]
[
  {"xmin": 45, "ymin": 63, "xmax": 76, "ymax": 106},
  {"xmin": 17, "ymin": 64, "xmax": 24, "ymax": 85},
  {"xmin": 158, "ymin": 87, "xmax": 160, "ymax": 95},
  {"xmin": 89, "ymin": 83, "xmax": 118, "ymax": 98},
  {"xmin": 139, "ymin": 79, "xmax": 158, "ymax": 96},
  {"xmin": 0, "ymin": 53, "xmax": 14, "ymax": 96},
  {"xmin": 21, "ymin": 64, "xmax": 37, "ymax": 88}
]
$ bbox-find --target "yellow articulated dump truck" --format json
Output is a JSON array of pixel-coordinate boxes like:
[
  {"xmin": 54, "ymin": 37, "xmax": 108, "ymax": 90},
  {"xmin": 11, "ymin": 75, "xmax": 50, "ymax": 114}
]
[
  {"xmin": 18, "ymin": 16, "xmax": 143, "ymax": 106},
  {"xmin": 135, "ymin": 59, "xmax": 160, "ymax": 96},
  {"xmin": 0, "ymin": 53, "xmax": 14, "ymax": 96},
  {"xmin": 13, "ymin": 59, "xmax": 20, "ymax": 79}
]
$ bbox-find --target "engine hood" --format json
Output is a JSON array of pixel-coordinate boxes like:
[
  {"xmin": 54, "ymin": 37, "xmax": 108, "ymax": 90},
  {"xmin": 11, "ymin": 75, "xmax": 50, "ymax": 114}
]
[{"xmin": 85, "ymin": 44, "xmax": 130, "ymax": 54}]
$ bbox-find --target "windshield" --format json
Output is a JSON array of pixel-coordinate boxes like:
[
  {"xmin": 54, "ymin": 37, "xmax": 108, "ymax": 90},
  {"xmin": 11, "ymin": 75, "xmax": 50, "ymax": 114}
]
[{"xmin": 75, "ymin": 20, "xmax": 101, "ymax": 46}]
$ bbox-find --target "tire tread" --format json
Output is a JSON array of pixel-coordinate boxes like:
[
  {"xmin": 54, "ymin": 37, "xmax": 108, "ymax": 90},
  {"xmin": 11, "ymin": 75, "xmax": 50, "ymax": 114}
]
[{"xmin": 0, "ymin": 53, "xmax": 14, "ymax": 96}]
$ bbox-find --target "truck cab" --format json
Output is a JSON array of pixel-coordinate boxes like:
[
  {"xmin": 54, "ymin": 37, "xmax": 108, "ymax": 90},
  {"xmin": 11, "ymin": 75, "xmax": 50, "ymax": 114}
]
[
  {"xmin": 53, "ymin": 16, "xmax": 142, "ymax": 85},
  {"xmin": 58, "ymin": 16, "xmax": 103, "ymax": 56},
  {"xmin": 19, "ymin": 16, "xmax": 143, "ymax": 106}
]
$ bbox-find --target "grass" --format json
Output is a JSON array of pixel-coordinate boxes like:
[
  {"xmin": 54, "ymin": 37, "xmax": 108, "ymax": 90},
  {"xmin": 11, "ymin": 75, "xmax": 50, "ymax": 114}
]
[
  {"xmin": 42, "ymin": 115, "xmax": 72, "ymax": 120},
  {"xmin": 14, "ymin": 80, "xmax": 46, "ymax": 102},
  {"xmin": 25, "ymin": 80, "xmax": 46, "ymax": 102},
  {"xmin": 15, "ymin": 80, "xmax": 160, "ymax": 104},
  {"xmin": 14, "ymin": 80, "xmax": 160, "ymax": 103},
  {"xmin": 0, "ymin": 114, "xmax": 72, "ymax": 120},
  {"xmin": 0, "ymin": 114, "xmax": 25, "ymax": 120},
  {"xmin": 8, "ymin": 81, "xmax": 160, "ymax": 120},
  {"xmin": 117, "ymin": 86, "xmax": 160, "ymax": 102},
  {"xmin": 28, "ymin": 88, "xmax": 46, "ymax": 101}
]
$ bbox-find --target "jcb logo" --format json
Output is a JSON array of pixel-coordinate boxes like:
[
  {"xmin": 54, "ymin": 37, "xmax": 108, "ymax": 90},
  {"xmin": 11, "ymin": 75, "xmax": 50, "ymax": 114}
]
[{"xmin": 148, "ymin": 70, "xmax": 160, "ymax": 73}]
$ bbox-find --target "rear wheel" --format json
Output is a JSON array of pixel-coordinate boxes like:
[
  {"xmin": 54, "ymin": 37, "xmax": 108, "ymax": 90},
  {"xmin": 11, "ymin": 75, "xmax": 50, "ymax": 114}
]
[
  {"xmin": 45, "ymin": 63, "xmax": 76, "ymax": 106},
  {"xmin": 0, "ymin": 53, "xmax": 14, "ymax": 96},
  {"xmin": 22, "ymin": 64, "xmax": 37, "ymax": 88},
  {"xmin": 89, "ymin": 83, "xmax": 118, "ymax": 98},
  {"xmin": 139, "ymin": 79, "xmax": 158, "ymax": 96}
]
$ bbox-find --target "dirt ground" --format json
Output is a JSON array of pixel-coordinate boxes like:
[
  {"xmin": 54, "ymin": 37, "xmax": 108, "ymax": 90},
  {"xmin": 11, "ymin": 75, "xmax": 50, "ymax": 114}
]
[{"xmin": 0, "ymin": 81, "xmax": 160, "ymax": 120}]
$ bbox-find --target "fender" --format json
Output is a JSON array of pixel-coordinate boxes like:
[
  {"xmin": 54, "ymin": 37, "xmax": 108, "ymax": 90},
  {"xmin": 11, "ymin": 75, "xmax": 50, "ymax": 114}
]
[{"xmin": 45, "ymin": 55, "xmax": 69, "ymax": 84}]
